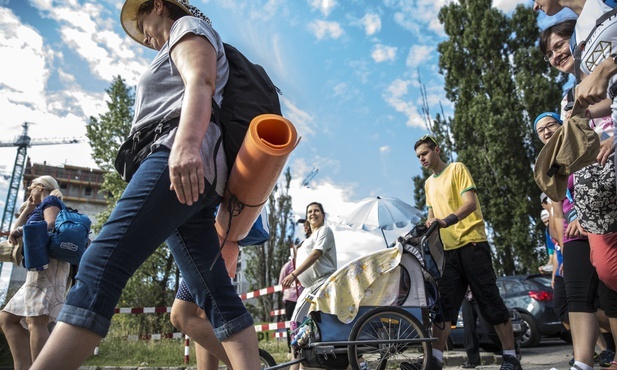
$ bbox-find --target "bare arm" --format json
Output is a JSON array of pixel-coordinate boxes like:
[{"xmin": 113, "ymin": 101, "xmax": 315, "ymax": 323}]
[
  {"xmin": 43, "ymin": 206, "xmax": 60, "ymax": 231},
  {"xmin": 8, "ymin": 197, "xmax": 37, "ymax": 244},
  {"xmin": 169, "ymin": 33, "xmax": 218, "ymax": 205},
  {"xmin": 427, "ymin": 189, "xmax": 477, "ymax": 228},
  {"xmin": 577, "ymin": 58, "xmax": 617, "ymax": 108},
  {"xmin": 552, "ymin": 201, "xmax": 565, "ymax": 249},
  {"xmin": 281, "ymin": 250, "xmax": 323, "ymax": 288}
]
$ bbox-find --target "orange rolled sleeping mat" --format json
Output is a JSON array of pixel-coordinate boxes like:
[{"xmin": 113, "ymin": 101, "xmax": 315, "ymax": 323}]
[{"xmin": 216, "ymin": 114, "xmax": 300, "ymax": 277}]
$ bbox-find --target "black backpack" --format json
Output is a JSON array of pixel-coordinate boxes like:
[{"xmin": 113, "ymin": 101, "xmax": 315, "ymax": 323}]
[{"xmin": 212, "ymin": 43, "xmax": 282, "ymax": 174}]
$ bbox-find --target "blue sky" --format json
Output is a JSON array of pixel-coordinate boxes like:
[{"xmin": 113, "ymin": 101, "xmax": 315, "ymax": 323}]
[{"xmin": 0, "ymin": 0, "xmax": 572, "ymax": 265}]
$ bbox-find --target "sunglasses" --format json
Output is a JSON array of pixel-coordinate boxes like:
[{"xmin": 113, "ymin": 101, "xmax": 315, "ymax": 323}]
[{"xmin": 420, "ymin": 135, "xmax": 438, "ymax": 146}]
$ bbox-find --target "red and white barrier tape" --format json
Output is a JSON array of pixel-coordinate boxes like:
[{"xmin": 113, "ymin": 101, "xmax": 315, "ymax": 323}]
[
  {"xmin": 184, "ymin": 335, "xmax": 190, "ymax": 364},
  {"xmin": 240, "ymin": 284, "xmax": 283, "ymax": 300},
  {"xmin": 126, "ymin": 332, "xmax": 184, "ymax": 341},
  {"xmin": 270, "ymin": 309, "xmax": 286, "ymax": 316},
  {"xmin": 114, "ymin": 307, "xmax": 172, "ymax": 314},
  {"xmin": 254, "ymin": 321, "xmax": 290, "ymax": 332},
  {"xmin": 113, "ymin": 284, "xmax": 286, "ymax": 314}
]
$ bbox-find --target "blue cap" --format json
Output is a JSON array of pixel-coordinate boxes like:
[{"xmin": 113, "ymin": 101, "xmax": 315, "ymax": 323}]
[{"xmin": 534, "ymin": 112, "xmax": 563, "ymax": 130}]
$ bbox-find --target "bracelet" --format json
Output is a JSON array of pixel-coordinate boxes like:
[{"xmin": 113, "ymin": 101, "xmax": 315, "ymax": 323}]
[
  {"xmin": 443, "ymin": 214, "xmax": 459, "ymax": 227},
  {"xmin": 291, "ymin": 272, "xmax": 297, "ymax": 279}
]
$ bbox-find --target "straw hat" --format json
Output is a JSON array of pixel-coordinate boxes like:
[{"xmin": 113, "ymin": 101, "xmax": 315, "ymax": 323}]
[{"xmin": 120, "ymin": 0, "xmax": 192, "ymax": 47}]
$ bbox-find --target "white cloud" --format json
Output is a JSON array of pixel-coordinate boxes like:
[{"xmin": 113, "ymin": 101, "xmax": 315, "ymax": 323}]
[
  {"xmin": 287, "ymin": 177, "xmax": 406, "ymax": 267},
  {"xmin": 493, "ymin": 0, "xmax": 528, "ymax": 13},
  {"xmin": 307, "ymin": 0, "xmax": 337, "ymax": 17},
  {"xmin": 379, "ymin": 145, "xmax": 391, "ymax": 153},
  {"xmin": 280, "ymin": 96, "xmax": 316, "ymax": 137},
  {"xmin": 386, "ymin": 0, "xmax": 447, "ymax": 36},
  {"xmin": 308, "ymin": 20, "xmax": 344, "ymax": 40},
  {"xmin": 382, "ymin": 79, "xmax": 425, "ymax": 128},
  {"xmin": 0, "ymin": 8, "xmax": 50, "ymax": 112},
  {"xmin": 360, "ymin": 12, "xmax": 381, "ymax": 36},
  {"xmin": 406, "ymin": 44, "xmax": 433, "ymax": 69},
  {"xmin": 371, "ymin": 44, "xmax": 397, "ymax": 63}
]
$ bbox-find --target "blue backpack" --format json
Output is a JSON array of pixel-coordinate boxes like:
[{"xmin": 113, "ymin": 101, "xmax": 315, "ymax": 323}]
[{"xmin": 48, "ymin": 202, "xmax": 92, "ymax": 265}]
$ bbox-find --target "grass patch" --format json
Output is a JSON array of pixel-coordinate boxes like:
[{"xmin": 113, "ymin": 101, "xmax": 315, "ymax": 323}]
[{"xmin": 82, "ymin": 336, "xmax": 291, "ymax": 367}]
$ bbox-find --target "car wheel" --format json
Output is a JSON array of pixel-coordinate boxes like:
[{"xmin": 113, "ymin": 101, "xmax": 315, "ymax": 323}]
[{"xmin": 519, "ymin": 313, "xmax": 541, "ymax": 348}]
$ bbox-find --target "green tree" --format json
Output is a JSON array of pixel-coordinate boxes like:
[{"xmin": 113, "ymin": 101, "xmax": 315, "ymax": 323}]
[
  {"xmin": 412, "ymin": 79, "xmax": 455, "ymax": 212},
  {"xmin": 86, "ymin": 76, "xmax": 177, "ymax": 336},
  {"xmin": 243, "ymin": 167, "xmax": 295, "ymax": 322},
  {"xmin": 436, "ymin": 1, "xmax": 565, "ymax": 274}
]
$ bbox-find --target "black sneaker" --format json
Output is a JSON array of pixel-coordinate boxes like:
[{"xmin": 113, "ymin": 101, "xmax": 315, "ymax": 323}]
[
  {"xmin": 500, "ymin": 354, "xmax": 523, "ymax": 370},
  {"xmin": 599, "ymin": 350, "xmax": 616, "ymax": 367}
]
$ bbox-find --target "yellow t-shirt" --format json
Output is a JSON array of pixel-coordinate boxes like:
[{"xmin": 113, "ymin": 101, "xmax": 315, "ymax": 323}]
[{"xmin": 425, "ymin": 162, "xmax": 487, "ymax": 250}]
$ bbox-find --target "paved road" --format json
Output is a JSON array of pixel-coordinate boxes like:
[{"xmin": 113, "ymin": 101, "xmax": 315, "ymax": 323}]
[{"xmin": 444, "ymin": 338, "xmax": 572, "ymax": 370}]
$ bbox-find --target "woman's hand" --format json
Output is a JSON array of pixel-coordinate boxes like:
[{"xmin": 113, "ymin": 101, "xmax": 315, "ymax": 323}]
[
  {"xmin": 8, "ymin": 227, "xmax": 22, "ymax": 245},
  {"xmin": 169, "ymin": 142, "xmax": 205, "ymax": 205},
  {"xmin": 565, "ymin": 219, "xmax": 587, "ymax": 239},
  {"xmin": 281, "ymin": 273, "xmax": 296, "ymax": 288},
  {"xmin": 576, "ymin": 59, "xmax": 617, "ymax": 108},
  {"xmin": 598, "ymin": 136, "xmax": 615, "ymax": 166}
]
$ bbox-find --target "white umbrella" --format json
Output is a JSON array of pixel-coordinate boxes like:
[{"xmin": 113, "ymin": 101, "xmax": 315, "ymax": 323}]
[{"xmin": 342, "ymin": 196, "xmax": 423, "ymax": 246}]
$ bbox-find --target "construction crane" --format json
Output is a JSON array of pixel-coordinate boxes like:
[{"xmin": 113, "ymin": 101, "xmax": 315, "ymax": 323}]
[
  {"xmin": 300, "ymin": 167, "xmax": 319, "ymax": 188},
  {"xmin": 0, "ymin": 122, "xmax": 83, "ymax": 236}
]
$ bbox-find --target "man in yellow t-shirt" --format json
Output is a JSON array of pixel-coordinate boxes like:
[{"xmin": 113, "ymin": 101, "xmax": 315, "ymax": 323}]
[{"xmin": 414, "ymin": 136, "xmax": 521, "ymax": 370}]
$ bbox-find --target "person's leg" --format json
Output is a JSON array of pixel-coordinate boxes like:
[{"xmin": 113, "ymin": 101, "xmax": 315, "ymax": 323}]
[
  {"xmin": 0, "ymin": 311, "xmax": 31, "ymax": 370},
  {"xmin": 166, "ymin": 198, "xmax": 258, "ymax": 370},
  {"xmin": 31, "ymin": 150, "xmax": 226, "ymax": 369},
  {"xmin": 431, "ymin": 248, "xmax": 467, "ymax": 369},
  {"xmin": 462, "ymin": 298, "xmax": 480, "ymax": 365},
  {"xmin": 170, "ymin": 294, "xmax": 231, "ymax": 368},
  {"xmin": 463, "ymin": 243, "xmax": 514, "ymax": 352},
  {"xmin": 563, "ymin": 239, "xmax": 600, "ymax": 369},
  {"xmin": 285, "ymin": 300, "xmax": 297, "ymax": 352},
  {"xmin": 25, "ymin": 315, "xmax": 51, "ymax": 362},
  {"xmin": 598, "ymin": 281, "xmax": 617, "ymax": 368}
]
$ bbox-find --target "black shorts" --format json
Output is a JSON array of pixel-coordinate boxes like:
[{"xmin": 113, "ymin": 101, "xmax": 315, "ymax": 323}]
[
  {"xmin": 435, "ymin": 241, "xmax": 510, "ymax": 325},
  {"xmin": 562, "ymin": 239, "xmax": 598, "ymax": 313},
  {"xmin": 598, "ymin": 280, "xmax": 617, "ymax": 317},
  {"xmin": 553, "ymin": 275, "xmax": 569, "ymax": 323}
]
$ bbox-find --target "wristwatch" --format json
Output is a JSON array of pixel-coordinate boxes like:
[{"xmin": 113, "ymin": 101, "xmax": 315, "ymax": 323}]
[{"xmin": 611, "ymin": 53, "xmax": 617, "ymax": 64}]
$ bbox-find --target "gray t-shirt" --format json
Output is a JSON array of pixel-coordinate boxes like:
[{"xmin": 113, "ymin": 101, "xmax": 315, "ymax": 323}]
[{"xmin": 131, "ymin": 16, "xmax": 229, "ymax": 196}]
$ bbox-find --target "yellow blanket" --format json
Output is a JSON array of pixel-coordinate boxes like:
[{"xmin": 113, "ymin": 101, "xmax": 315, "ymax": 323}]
[{"xmin": 309, "ymin": 244, "xmax": 403, "ymax": 323}]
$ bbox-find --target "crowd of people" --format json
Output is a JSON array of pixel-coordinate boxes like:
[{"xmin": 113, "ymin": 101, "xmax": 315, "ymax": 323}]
[{"xmin": 3, "ymin": 0, "xmax": 617, "ymax": 369}]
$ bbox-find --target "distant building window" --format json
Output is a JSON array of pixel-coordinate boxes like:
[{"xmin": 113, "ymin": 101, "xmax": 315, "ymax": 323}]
[
  {"xmin": 85, "ymin": 186, "xmax": 92, "ymax": 196},
  {"xmin": 60, "ymin": 183, "xmax": 67, "ymax": 190}
]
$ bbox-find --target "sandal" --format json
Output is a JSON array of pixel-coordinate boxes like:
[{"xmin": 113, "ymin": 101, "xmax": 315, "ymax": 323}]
[{"xmin": 462, "ymin": 362, "xmax": 479, "ymax": 368}]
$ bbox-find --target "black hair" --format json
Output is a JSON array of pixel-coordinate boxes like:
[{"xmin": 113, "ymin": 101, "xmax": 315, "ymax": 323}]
[
  {"xmin": 413, "ymin": 136, "xmax": 437, "ymax": 151},
  {"xmin": 539, "ymin": 19, "xmax": 576, "ymax": 54}
]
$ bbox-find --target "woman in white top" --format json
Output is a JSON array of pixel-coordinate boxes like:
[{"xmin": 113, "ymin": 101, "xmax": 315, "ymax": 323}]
[{"xmin": 281, "ymin": 201, "xmax": 337, "ymax": 370}]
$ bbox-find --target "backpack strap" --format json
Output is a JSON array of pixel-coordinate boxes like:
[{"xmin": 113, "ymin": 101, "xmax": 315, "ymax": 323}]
[{"xmin": 573, "ymin": 6, "xmax": 617, "ymax": 84}]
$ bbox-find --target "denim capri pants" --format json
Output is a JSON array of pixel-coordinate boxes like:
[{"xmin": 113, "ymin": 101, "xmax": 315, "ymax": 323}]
[{"xmin": 57, "ymin": 148, "xmax": 253, "ymax": 340}]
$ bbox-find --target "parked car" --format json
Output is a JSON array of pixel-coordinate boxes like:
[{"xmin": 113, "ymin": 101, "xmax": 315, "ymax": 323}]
[
  {"xmin": 449, "ymin": 306, "xmax": 526, "ymax": 353},
  {"xmin": 496, "ymin": 274, "xmax": 564, "ymax": 347},
  {"xmin": 449, "ymin": 274, "xmax": 565, "ymax": 350}
]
